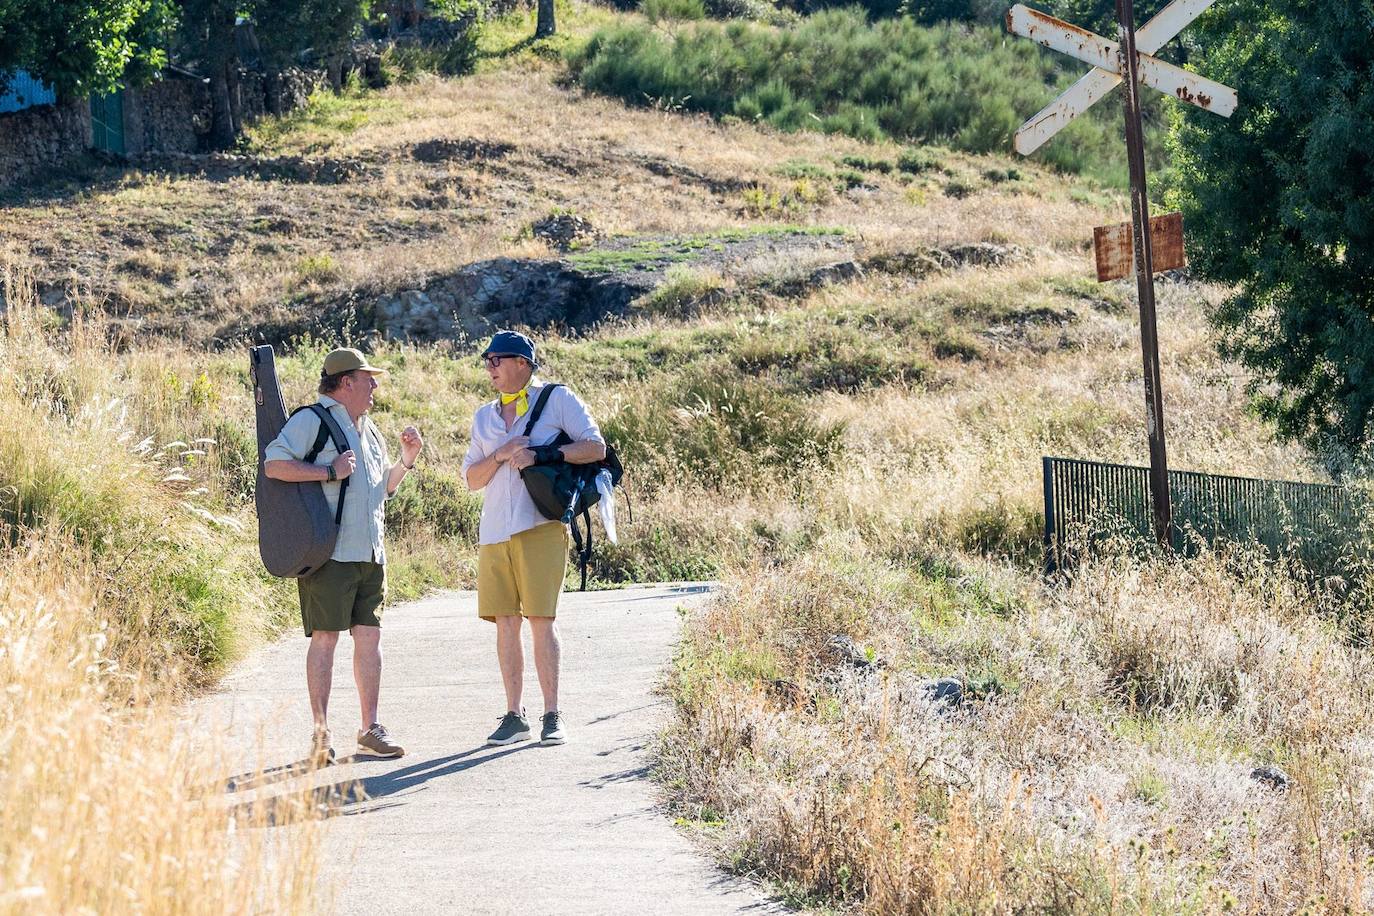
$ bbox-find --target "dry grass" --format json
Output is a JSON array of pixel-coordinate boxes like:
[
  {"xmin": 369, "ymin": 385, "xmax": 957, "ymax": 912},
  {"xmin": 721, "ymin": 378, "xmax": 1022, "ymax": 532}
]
[
  {"xmin": 664, "ymin": 541, "xmax": 1374, "ymax": 913},
  {"xmin": 0, "ymin": 273, "xmax": 324, "ymax": 914},
  {"xmin": 0, "ymin": 535, "xmax": 325, "ymax": 915},
  {"xmin": 1, "ymin": 39, "xmax": 1354, "ymax": 912},
  {"xmin": 0, "ymin": 14, "xmax": 1122, "ymax": 341}
]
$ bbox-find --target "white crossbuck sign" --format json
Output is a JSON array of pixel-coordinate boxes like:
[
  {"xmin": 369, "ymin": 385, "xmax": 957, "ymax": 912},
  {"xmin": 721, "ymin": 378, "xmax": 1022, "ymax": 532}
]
[{"xmin": 1005, "ymin": 0, "xmax": 1237, "ymax": 154}]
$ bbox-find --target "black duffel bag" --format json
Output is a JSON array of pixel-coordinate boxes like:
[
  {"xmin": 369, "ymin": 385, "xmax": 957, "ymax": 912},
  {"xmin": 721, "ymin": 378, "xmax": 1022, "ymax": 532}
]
[{"xmin": 517, "ymin": 384, "xmax": 623, "ymax": 590}]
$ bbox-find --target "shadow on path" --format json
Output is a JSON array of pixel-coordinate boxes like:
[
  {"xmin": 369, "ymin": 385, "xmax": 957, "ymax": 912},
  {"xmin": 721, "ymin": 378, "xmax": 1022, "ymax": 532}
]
[{"xmin": 226, "ymin": 743, "xmax": 538, "ymax": 828}]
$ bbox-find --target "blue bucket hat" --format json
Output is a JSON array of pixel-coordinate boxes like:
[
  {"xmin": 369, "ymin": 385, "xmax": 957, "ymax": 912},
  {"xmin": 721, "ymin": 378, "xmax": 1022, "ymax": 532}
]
[{"xmin": 481, "ymin": 330, "xmax": 538, "ymax": 368}]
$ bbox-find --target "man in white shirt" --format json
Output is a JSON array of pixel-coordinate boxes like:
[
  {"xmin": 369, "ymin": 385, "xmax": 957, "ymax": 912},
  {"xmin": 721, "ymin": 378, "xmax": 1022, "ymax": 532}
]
[
  {"xmin": 264, "ymin": 347, "xmax": 422, "ymax": 765},
  {"xmin": 461, "ymin": 331, "xmax": 606, "ymax": 747}
]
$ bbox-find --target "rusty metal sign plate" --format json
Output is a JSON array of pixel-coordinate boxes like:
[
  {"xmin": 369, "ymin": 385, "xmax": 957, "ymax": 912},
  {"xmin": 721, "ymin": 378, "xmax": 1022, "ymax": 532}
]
[
  {"xmin": 1094, "ymin": 211, "xmax": 1186, "ymax": 282},
  {"xmin": 1005, "ymin": 0, "xmax": 1236, "ymax": 154}
]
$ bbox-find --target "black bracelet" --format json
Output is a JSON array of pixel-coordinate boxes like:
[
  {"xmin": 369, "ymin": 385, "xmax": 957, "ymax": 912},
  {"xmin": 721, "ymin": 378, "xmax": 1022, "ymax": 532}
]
[{"xmin": 402, "ymin": 459, "xmax": 416, "ymax": 470}]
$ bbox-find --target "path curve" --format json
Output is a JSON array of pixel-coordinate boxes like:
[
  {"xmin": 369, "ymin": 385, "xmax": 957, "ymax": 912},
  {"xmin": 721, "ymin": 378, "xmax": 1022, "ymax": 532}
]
[{"xmin": 194, "ymin": 584, "xmax": 783, "ymax": 915}]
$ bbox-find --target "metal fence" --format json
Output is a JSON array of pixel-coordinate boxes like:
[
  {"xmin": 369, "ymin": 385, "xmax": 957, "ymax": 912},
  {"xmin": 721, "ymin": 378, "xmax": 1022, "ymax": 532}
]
[
  {"xmin": 0, "ymin": 70, "xmax": 57, "ymax": 114},
  {"xmin": 1042, "ymin": 456, "xmax": 1365, "ymax": 573}
]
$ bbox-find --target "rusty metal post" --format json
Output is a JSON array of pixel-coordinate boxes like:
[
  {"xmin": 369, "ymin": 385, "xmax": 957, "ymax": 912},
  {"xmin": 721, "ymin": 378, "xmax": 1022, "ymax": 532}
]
[{"xmin": 1117, "ymin": 0, "xmax": 1172, "ymax": 548}]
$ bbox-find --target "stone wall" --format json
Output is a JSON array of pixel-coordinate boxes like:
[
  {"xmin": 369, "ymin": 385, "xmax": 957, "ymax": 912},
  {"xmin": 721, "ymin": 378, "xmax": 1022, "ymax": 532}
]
[
  {"xmin": 124, "ymin": 78, "xmax": 207, "ymax": 155},
  {"xmin": 237, "ymin": 68, "xmax": 324, "ymax": 125},
  {"xmin": 0, "ymin": 66, "xmax": 324, "ymax": 191},
  {"xmin": 0, "ymin": 97, "xmax": 91, "ymax": 190}
]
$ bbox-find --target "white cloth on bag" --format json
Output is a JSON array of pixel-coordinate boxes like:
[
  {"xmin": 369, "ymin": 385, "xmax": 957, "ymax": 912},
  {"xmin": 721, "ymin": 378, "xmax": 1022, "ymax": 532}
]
[
  {"xmin": 595, "ymin": 469, "xmax": 618, "ymax": 544},
  {"xmin": 461, "ymin": 378, "xmax": 605, "ymax": 546}
]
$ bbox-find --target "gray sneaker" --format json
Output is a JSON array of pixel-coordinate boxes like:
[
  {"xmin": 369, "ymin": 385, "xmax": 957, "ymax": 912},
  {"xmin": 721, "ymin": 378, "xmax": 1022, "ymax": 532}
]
[
  {"xmin": 540, "ymin": 711, "xmax": 566, "ymax": 746},
  {"xmin": 310, "ymin": 729, "xmax": 335, "ymax": 767},
  {"xmin": 486, "ymin": 710, "xmax": 532, "ymax": 746},
  {"xmin": 357, "ymin": 723, "xmax": 405, "ymax": 758}
]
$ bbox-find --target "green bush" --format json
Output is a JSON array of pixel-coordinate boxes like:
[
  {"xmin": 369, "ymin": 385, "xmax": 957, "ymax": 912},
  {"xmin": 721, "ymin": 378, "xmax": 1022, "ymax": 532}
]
[
  {"xmin": 897, "ymin": 147, "xmax": 944, "ymax": 174},
  {"xmin": 602, "ymin": 364, "xmax": 846, "ymax": 490},
  {"xmin": 645, "ymin": 0, "xmax": 706, "ymax": 23},
  {"xmin": 386, "ymin": 469, "xmax": 483, "ymax": 541},
  {"xmin": 568, "ymin": 11, "xmax": 1144, "ymax": 181}
]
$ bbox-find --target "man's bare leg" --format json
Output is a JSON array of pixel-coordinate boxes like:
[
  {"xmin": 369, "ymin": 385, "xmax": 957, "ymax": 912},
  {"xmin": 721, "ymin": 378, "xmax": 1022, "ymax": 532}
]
[
  {"xmin": 306, "ymin": 630, "xmax": 340, "ymax": 730},
  {"xmin": 352, "ymin": 624, "xmax": 381, "ymax": 728},
  {"xmin": 528, "ymin": 617, "xmax": 561, "ymax": 713},
  {"xmin": 495, "ymin": 615, "xmax": 524, "ymax": 713}
]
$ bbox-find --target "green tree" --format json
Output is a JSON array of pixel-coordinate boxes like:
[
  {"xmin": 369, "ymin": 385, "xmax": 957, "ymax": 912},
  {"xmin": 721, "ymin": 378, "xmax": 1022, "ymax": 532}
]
[
  {"xmin": 1168, "ymin": 0, "xmax": 1374, "ymax": 461},
  {"xmin": 253, "ymin": 0, "xmax": 368, "ymax": 109},
  {"xmin": 175, "ymin": 0, "xmax": 238, "ymax": 148},
  {"xmin": 0, "ymin": 0, "xmax": 169, "ymax": 98}
]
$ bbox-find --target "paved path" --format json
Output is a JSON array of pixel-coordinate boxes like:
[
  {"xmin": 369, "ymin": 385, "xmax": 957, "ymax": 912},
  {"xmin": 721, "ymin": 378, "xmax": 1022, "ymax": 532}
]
[{"xmin": 193, "ymin": 584, "xmax": 782, "ymax": 915}]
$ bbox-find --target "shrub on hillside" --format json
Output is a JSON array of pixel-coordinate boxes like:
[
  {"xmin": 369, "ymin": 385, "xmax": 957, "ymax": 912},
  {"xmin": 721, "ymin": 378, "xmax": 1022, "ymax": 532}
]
[
  {"xmin": 602, "ymin": 364, "xmax": 846, "ymax": 489},
  {"xmin": 568, "ymin": 11, "xmax": 1136, "ymax": 178},
  {"xmin": 644, "ymin": 0, "xmax": 706, "ymax": 23}
]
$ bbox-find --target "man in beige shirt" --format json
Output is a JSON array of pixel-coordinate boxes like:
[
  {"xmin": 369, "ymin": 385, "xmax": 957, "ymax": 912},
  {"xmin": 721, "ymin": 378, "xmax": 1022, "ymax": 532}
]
[{"xmin": 264, "ymin": 348, "xmax": 422, "ymax": 765}]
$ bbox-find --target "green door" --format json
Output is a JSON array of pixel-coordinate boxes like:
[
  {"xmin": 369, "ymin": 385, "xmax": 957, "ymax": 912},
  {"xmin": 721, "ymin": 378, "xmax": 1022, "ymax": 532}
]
[{"xmin": 91, "ymin": 91, "xmax": 126, "ymax": 155}]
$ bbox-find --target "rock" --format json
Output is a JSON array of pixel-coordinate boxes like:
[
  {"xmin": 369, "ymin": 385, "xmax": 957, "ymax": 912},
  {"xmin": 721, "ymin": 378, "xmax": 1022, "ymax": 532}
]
[
  {"xmin": 369, "ymin": 256, "xmax": 649, "ymax": 343},
  {"xmin": 531, "ymin": 213, "xmax": 598, "ymax": 252},
  {"xmin": 767, "ymin": 678, "xmax": 802, "ymax": 706},
  {"xmin": 1005, "ymin": 305, "xmax": 1078, "ymax": 326},
  {"xmin": 376, "ymin": 289, "xmax": 457, "ymax": 341},
  {"xmin": 411, "ymin": 138, "xmax": 515, "ymax": 164},
  {"xmin": 941, "ymin": 243, "xmax": 1024, "ymax": 269},
  {"xmin": 920, "ymin": 677, "xmax": 965, "ymax": 708},
  {"xmin": 1250, "ymin": 765, "xmax": 1290, "ymax": 791},
  {"xmin": 826, "ymin": 634, "xmax": 880, "ymax": 670},
  {"xmin": 348, "ymin": 232, "xmax": 1030, "ymax": 346},
  {"xmin": 861, "ymin": 251, "xmax": 945, "ymax": 278},
  {"xmin": 806, "ymin": 261, "xmax": 862, "ymax": 287}
]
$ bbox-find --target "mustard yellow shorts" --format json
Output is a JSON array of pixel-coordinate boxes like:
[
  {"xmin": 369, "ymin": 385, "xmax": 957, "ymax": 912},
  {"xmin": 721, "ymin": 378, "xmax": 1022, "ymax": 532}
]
[{"xmin": 477, "ymin": 522, "xmax": 570, "ymax": 622}]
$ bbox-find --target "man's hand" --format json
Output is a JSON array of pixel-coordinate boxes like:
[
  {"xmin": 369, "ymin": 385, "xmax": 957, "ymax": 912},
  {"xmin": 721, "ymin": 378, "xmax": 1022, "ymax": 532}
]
[
  {"xmin": 510, "ymin": 448, "xmax": 537, "ymax": 471},
  {"xmin": 332, "ymin": 450, "xmax": 356, "ymax": 480},
  {"xmin": 494, "ymin": 436, "xmax": 530, "ymax": 463},
  {"xmin": 400, "ymin": 426, "xmax": 423, "ymax": 467}
]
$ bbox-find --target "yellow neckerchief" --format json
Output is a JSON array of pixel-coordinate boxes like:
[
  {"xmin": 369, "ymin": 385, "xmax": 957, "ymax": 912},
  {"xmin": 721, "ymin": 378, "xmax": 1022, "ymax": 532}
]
[{"xmin": 501, "ymin": 387, "xmax": 530, "ymax": 418}]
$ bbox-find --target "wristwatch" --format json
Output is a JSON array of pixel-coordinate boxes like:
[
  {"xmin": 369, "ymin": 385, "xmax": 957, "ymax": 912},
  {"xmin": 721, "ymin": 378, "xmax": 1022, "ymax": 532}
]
[{"xmin": 326, "ymin": 465, "xmax": 337, "ymax": 482}]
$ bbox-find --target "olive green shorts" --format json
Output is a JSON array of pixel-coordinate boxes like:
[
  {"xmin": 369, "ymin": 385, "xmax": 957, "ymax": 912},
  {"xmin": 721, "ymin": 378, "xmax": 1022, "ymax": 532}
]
[
  {"xmin": 477, "ymin": 522, "xmax": 570, "ymax": 622},
  {"xmin": 297, "ymin": 560, "xmax": 386, "ymax": 636}
]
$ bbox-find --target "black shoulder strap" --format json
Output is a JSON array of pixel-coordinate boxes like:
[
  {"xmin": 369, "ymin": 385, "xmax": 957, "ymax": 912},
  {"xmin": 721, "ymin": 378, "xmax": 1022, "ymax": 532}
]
[
  {"xmin": 522, "ymin": 383, "xmax": 563, "ymax": 437},
  {"xmin": 293, "ymin": 404, "xmax": 352, "ymax": 526},
  {"xmin": 569, "ymin": 507, "xmax": 593, "ymax": 592}
]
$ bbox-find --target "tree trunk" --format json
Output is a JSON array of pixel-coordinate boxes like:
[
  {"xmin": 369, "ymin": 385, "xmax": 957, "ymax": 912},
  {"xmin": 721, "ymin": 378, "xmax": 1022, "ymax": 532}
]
[
  {"xmin": 227, "ymin": 65, "xmax": 243, "ymax": 137},
  {"xmin": 209, "ymin": 65, "xmax": 236, "ymax": 150},
  {"xmin": 206, "ymin": 7, "xmax": 240, "ymax": 150},
  {"xmin": 327, "ymin": 57, "xmax": 344, "ymax": 93},
  {"xmin": 535, "ymin": 0, "xmax": 556, "ymax": 38},
  {"xmin": 266, "ymin": 70, "xmax": 283, "ymax": 118}
]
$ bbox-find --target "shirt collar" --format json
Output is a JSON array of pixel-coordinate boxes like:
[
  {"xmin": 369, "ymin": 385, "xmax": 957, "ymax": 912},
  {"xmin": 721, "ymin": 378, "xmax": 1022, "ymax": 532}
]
[{"xmin": 317, "ymin": 394, "xmax": 361, "ymax": 428}]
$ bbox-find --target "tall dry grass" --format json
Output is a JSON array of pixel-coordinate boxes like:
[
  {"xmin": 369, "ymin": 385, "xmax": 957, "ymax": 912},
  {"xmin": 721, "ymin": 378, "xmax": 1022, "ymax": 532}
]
[
  {"xmin": 0, "ymin": 269, "xmax": 322, "ymax": 914},
  {"xmin": 664, "ymin": 541, "xmax": 1374, "ymax": 912},
  {"xmin": 0, "ymin": 536, "xmax": 323, "ymax": 915},
  {"xmin": 640, "ymin": 256, "xmax": 1373, "ymax": 910}
]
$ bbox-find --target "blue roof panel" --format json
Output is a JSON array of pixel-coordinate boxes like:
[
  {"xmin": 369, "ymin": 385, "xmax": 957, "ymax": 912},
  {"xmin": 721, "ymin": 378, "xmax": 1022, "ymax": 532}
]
[{"xmin": 0, "ymin": 71, "xmax": 58, "ymax": 114}]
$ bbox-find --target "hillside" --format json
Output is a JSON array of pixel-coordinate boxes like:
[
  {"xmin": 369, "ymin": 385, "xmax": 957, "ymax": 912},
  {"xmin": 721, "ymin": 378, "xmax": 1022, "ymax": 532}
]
[
  {"xmin": 4, "ymin": 3, "xmax": 1366, "ymax": 912},
  {"xmin": 5, "ymin": 57, "xmax": 1113, "ymax": 344}
]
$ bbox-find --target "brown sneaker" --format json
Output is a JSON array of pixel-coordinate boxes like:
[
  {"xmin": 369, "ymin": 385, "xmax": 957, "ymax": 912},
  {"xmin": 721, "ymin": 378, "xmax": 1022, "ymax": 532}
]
[
  {"xmin": 310, "ymin": 729, "xmax": 335, "ymax": 767},
  {"xmin": 357, "ymin": 723, "xmax": 405, "ymax": 758}
]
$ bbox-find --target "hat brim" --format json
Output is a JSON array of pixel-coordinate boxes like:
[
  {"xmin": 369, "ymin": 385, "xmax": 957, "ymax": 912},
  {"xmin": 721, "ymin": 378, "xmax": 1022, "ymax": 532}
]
[{"xmin": 356, "ymin": 365, "xmax": 389, "ymax": 376}]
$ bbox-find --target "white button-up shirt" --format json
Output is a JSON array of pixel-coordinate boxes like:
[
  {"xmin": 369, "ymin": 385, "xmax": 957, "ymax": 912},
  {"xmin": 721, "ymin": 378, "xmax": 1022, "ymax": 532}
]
[
  {"xmin": 264, "ymin": 395, "xmax": 392, "ymax": 564},
  {"xmin": 461, "ymin": 379, "xmax": 605, "ymax": 546}
]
